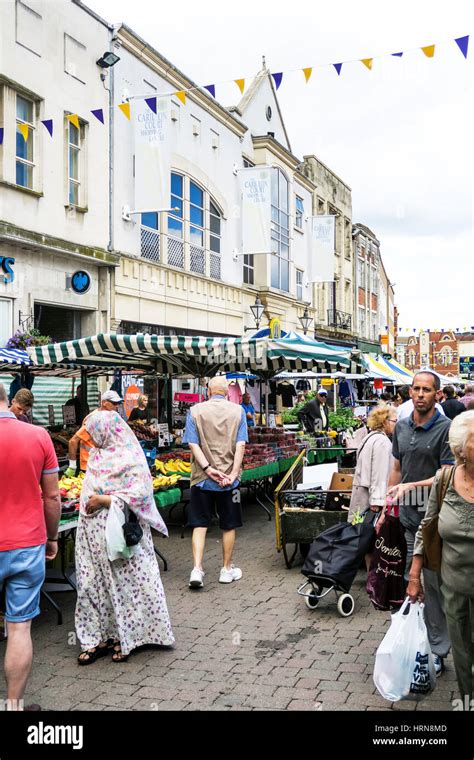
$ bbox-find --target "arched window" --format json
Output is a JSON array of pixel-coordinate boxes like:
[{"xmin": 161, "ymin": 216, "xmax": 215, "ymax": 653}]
[
  {"xmin": 439, "ymin": 346, "xmax": 452, "ymax": 366},
  {"xmin": 408, "ymin": 349, "xmax": 416, "ymax": 368},
  {"xmin": 270, "ymin": 168, "xmax": 290, "ymax": 292}
]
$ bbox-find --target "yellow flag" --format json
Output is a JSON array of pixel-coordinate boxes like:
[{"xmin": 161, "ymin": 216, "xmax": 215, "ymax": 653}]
[
  {"xmin": 421, "ymin": 45, "xmax": 435, "ymax": 58},
  {"xmin": 118, "ymin": 102, "xmax": 131, "ymax": 120},
  {"xmin": 235, "ymin": 79, "xmax": 245, "ymax": 95},
  {"xmin": 175, "ymin": 91, "xmax": 187, "ymax": 105},
  {"xmin": 18, "ymin": 123, "xmax": 29, "ymax": 141},
  {"xmin": 66, "ymin": 114, "xmax": 80, "ymax": 129},
  {"xmin": 302, "ymin": 67, "xmax": 312, "ymax": 83},
  {"xmin": 361, "ymin": 58, "xmax": 373, "ymax": 70}
]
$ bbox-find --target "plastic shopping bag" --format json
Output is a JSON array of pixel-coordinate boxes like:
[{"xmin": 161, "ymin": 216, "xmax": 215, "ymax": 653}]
[
  {"xmin": 106, "ymin": 502, "xmax": 133, "ymax": 561},
  {"xmin": 373, "ymin": 597, "xmax": 436, "ymax": 702}
]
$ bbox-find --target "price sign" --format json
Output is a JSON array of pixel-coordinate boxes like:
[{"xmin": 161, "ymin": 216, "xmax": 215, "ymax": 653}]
[
  {"xmin": 174, "ymin": 392, "xmax": 203, "ymax": 403},
  {"xmin": 48, "ymin": 405, "xmax": 55, "ymax": 426},
  {"xmin": 62, "ymin": 405, "xmax": 76, "ymax": 426}
]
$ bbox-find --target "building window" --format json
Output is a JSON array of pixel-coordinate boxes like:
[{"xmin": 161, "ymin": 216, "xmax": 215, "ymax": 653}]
[
  {"xmin": 209, "ymin": 200, "xmax": 221, "ymax": 280},
  {"xmin": 140, "ymin": 212, "xmax": 160, "ymax": 263},
  {"xmin": 189, "ymin": 180, "xmax": 205, "ymax": 274},
  {"xmin": 168, "ymin": 172, "xmax": 185, "ymax": 268},
  {"xmin": 371, "ymin": 267, "xmax": 378, "ymax": 294},
  {"xmin": 296, "ymin": 270, "xmax": 303, "ymax": 301},
  {"xmin": 357, "ymin": 258, "xmax": 365, "ymax": 288},
  {"xmin": 243, "ymin": 157, "xmax": 254, "ymax": 168},
  {"xmin": 295, "ymin": 196, "xmax": 304, "ymax": 229},
  {"xmin": 358, "ymin": 307, "xmax": 366, "ymax": 337},
  {"xmin": 16, "ymin": 94, "xmax": 35, "ymax": 188},
  {"xmin": 439, "ymin": 347, "xmax": 453, "ymax": 366},
  {"xmin": 68, "ymin": 120, "xmax": 81, "ymax": 205},
  {"xmin": 243, "ymin": 255, "xmax": 254, "ymax": 285},
  {"xmin": 0, "ymin": 299, "xmax": 12, "ymax": 347},
  {"xmin": 270, "ymin": 167, "xmax": 290, "ymax": 292}
]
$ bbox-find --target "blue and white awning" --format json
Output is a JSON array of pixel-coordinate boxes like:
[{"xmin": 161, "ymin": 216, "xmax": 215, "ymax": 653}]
[{"xmin": 0, "ymin": 348, "xmax": 32, "ymax": 369}]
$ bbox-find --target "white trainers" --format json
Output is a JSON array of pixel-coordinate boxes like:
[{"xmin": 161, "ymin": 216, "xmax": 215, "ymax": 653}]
[
  {"xmin": 433, "ymin": 654, "xmax": 445, "ymax": 677},
  {"xmin": 219, "ymin": 565, "xmax": 243, "ymax": 584},
  {"xmin": 189, "ymin": 567, "xmax": 205, "ymax": 588}
]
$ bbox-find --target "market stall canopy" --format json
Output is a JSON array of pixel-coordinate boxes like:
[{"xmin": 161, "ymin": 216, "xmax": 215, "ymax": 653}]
[
  {"xmin": 0, "ymin": 347, "xmax": 32, "ymax": 370},
  {"xmin": 361, "ymin": 354, "xmax": 414, "ymax": 385},
  {"xmin": 418, "ymin": 367, "xmax": 463, "ymax": 386},
  {"xmin": 28, "ymin": 332, "xmax": 350, "ymax": 377}
]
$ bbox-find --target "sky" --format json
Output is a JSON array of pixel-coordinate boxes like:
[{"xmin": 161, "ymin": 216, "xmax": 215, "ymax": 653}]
[{"xmin": 86, "ymin": 0, "xmax": 473, "ymax": 331}]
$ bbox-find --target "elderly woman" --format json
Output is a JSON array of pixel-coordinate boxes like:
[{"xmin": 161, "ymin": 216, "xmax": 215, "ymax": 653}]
[
  {"xmin": 408, "ymin": 410, "xmax": 474, "ymax": 702},
  {"xmin": 75, "ymin": 411, "xmax": 174, "ymax": 664},
  {"xmin": 347, "ymin": 403, "xmax": 398, "ymax": 525}
]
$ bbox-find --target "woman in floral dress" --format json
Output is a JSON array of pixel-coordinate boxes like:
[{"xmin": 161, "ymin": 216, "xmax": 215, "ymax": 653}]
[{"xmin": 75, "ymin": 411, "xmax": 174, "ymax": 664}]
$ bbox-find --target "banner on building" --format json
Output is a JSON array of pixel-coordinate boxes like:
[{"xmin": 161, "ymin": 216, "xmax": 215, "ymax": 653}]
[
  {"xmin": 310, "ymin": 215, "xmax": 335, "ymax": 282},
  {"xmin": 133, "ymin": 98, "xmax": 171, "ymax": 212},
  {"xmin": 237, "ymin": 167, "xmax": 272, "ymax": 254},
  {"xmin": 419, "ymin": 331, "xmax": 430, "ymax": 364}
]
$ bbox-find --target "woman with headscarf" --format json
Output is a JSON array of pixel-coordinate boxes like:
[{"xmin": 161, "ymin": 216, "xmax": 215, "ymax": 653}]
[{"xmin": 75, "ymin": 411, "xmax": 174, "ymax": 664}]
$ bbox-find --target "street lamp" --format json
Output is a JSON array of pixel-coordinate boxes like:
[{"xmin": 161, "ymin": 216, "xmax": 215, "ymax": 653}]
[
  {"xmin": 298, "ymin": 305, "xmax": 313, "ymax": 335},
  {"xmin": 96, "ymin": 51, "xmax": 121, "ymax": 68},
  {"xmin": 249, "ymin": 296, "xmax": 264, "ymax": 329}
]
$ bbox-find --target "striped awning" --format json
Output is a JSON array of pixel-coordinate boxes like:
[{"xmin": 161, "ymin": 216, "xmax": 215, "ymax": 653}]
[
  {"xmin": 361, "ymin": 354, "xmax": 413, "ymax": 385},
  {"xmin": 28, "ymin": 332, "xmax": 350, "ymax": 377},
  {"xmin": 0, "ymin": 348, "xmax": 32, "ymax": 370}
]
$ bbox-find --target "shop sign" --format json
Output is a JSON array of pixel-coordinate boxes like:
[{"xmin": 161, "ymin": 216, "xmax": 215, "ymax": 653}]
[
  {"xmin": 123, "ymin": 384, "xmax": 141, "ymax": 419},
  {"xmin": 71, "ymin": 270, "xmax": 91, "ymax": 295},
  {"xmin": 62, "ymin": 405, "xmax": 76, "ymax": 425},
  {"xmin": 174, "ymin": 392, "xmax": 203, "ymax": 403},
  {"xmin": 459, "ymin": 356, "xmax": 474, "ymax": 375},
  {"xmin": 0, "ymin": 256, "xmax": 15, "ymax": 284},
  {"xmin": 269, "ymin": 317, "xmax": 281, "ymax": 338}
]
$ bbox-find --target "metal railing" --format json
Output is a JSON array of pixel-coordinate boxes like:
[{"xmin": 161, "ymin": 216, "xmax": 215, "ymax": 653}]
[
  {"xmin": 140, "ymin": 226, "xmax": 160, "ymax": 263},
  {"xmin": 140, "ymin": 229, "xmax": 221, "ymax": 281},
  {"xmin": 327, "ymin": 309, "xmax": 352, "ymax": 331}
]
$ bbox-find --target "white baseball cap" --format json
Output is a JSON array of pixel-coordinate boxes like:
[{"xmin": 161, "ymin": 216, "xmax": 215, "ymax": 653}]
[
  {"xmin": 317, "ymin": 387, "xmax": 328, "ymax": 395},
  {"xmin": 101, "ymin": 390, "xmax": 123, "ymax": 403}
]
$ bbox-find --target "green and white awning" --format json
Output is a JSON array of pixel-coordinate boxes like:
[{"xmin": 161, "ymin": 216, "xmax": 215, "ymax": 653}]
[{"xmin": 28, "ymin": 332, "xmax": 350, "ymax": 377}]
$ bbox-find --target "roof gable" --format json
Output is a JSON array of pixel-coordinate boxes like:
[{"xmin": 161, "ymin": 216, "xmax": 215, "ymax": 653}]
[{"xmin": 233, "ymin": 67, "xmax": 291, "ymax": 151}]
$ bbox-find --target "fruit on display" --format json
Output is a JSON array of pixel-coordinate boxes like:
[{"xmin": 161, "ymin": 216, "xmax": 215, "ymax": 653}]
[
  {"xmin": 155, "ymin": 458, "xmax": 191, "ymax": 476},
  {"xmin": 128, "ymin": 421, "xmax": 156, "ymax": 441},
  {"xmin": 59, "ymin": 473, "xmax": 84, "ymax": 500},
  {"xmin": 152, "ymin": 474, "xmax": 181, "ymax": 490}
]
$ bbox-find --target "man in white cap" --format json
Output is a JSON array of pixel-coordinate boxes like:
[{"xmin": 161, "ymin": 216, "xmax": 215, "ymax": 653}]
[
  {"xmin": 65, "ymin": 390, "xmax": 123, "ymax": 476},
  {"xmin": 297, "ymin": 387, "xmax": 330, "ymax": 432}
]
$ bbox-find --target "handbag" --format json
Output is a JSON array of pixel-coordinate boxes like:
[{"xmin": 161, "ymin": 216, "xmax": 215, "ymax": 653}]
[
  {"xmin": 366, "ymin": 504, "xmax": 407, "ymax": 610},
  {"xmin": 122, "ymin": 506, "xmax": 143, "ymax": 547},
  {"xmin": 421, "ymin": 466, "xmax": 454, "ymax": 573}
]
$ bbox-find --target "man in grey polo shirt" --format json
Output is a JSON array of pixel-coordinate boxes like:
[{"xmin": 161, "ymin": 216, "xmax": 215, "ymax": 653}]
[{"xmin": 387, "ymin": 371, "xmax": 454, "ymax": 676}]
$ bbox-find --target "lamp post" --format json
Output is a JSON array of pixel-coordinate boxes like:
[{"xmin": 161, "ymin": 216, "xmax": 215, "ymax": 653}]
[
  {"xmin": 249, "ymin": 296, "xmax": 264, "ymax": 330},
  {"xmin": 298, "ymin": 306, "xmax": 313, "ymax": 336}
]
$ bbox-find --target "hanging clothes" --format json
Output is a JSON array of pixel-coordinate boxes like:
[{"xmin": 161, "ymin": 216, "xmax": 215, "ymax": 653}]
[
  {"xmin": 277, "ymin": 382, "xmax": 297, "ymax": 408},
  {"xmin": 246, "ymin": 382, "xmax": 260, "ymax": 412},
  {"xmin": 296, "ymin": 379, "xmax": 311, "ymax": 392},
  {"xmin": 227, "ymin": 381, "xmax": 242, "ymax": 405}
]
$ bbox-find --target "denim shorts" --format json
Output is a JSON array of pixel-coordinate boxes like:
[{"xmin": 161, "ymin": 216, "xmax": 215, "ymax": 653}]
[{"xmin": 0, "ymin": 544, "xmax": 45, "ymax": 622}]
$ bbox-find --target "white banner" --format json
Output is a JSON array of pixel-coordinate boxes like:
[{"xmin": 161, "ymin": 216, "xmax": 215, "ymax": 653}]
[
  {"xmin": 238, "ymin": 167, "xmax": 272, "ymax": 254},
  {"xmin": 133, "ymin": 99, "xmax": 170, "ymax": 212},
  {"xmin": 310, "ymin": 215, "xmax": 335, "ymax": 282}
]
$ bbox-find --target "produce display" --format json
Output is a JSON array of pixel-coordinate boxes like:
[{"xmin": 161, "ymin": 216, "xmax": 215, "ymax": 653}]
[
  {"xmin": 243, "ymin": 427, "xmax": 302, "ymax": 470},
  {"xmin": 128, "ymin": 420, "xmax": 157, "ymax": 441},
  {"xmin": 58, "ymin": 473, "xmax": 84, "ymax": 512},
  {"xmin": 50, "ymin": 428, "xmax": 79, "ymax": 459},
  {"xmin": 152, "ymin": 474, "xmax": 181, "ymax": 490},
  {"xmin": 155, "ymin": 458, "xmax": 191, "ymax": 476}
]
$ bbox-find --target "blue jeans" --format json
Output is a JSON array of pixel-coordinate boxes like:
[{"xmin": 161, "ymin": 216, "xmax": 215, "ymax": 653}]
[{"xmin": 0, "ymin": 545, "xmax": 45, "ymax": 622}]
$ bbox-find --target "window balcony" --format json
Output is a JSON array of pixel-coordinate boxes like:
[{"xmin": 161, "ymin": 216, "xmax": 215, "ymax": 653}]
[
  {"xmin": 327, "ymin": 309, "xmax": 352, "ymax": 331},
  {"xmin": 140, "ymin": 227, "xmax": 221, "ymax": 280}
]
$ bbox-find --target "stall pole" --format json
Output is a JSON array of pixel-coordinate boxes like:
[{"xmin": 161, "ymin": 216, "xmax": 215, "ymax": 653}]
[
  {"xmin": 80, "ymin": 368, "xmax": 88, "ymax": 423},
  {"xmin": 166, "ymin": 374, "xmax": 173, "ymax": 428}
]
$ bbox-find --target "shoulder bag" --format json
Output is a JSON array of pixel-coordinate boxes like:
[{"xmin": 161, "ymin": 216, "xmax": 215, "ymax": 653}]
[{"xmin": 421, "ymin": 465, "xmax": 455, "ymax": 572}]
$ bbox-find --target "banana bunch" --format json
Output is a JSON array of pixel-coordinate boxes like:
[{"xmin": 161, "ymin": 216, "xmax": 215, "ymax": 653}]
[
  {"xmin": 153, "ymin": 474, "xmax": 181, "ymax": 490},
  {"xmin": 155, "ymin": 458, "xmax": 191, "ymax": 475},
  {"xmin": 59, "ymin": 473, "xmax": 85, "ymax": 499}
]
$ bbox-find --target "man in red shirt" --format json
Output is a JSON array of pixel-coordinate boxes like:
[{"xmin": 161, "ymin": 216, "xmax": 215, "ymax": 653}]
[{"xmin": 0, "ymin": 384, "xmax": 61, "ymax": 710}]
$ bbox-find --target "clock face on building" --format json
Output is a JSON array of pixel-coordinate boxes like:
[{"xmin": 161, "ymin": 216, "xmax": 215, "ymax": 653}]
[
  {"xmin": 266, "ymin": 106, "xmax": 272, "ymax": 121},
  {"xmin": 71, "ymin": 270, "xmax": 91, "ymax": 295}
]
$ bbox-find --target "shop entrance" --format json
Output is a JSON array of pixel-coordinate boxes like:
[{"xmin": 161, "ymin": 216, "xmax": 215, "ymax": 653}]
[{"xmin": 34, "ymin": 304, "xmax": 82, "ymax": 343}]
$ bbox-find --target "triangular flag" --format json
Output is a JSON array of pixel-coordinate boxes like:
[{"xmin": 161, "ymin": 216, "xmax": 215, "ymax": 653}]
[
  {"xmin": 333, "ymin": 63, "xmax": 343, "ymax": 76},
  {"xmin": 91, "ymin": 108, "xmax": 104, "ymax": 124},
  {"xmin": 392, "ymin": 52, "xmax": 404, "ymax": 57},
  {"xmin": 302, "ymin": 67, "xmax": 312, "ymax": 83},
  {"xmin": 0, "ymin": 128, "xmax": 3, "ymax": 145},
  {"xmin": 41, "ymin": 119, "xmax": 53, "ymax": 137},
  {"xmin": 175, "ymin": 91, "xmax": 186, "ymax": 105},
  {"xmin": 421, "ymin": 45, "xmax": 435, "ymax": 58},
  {"xmin": 361, "ymin": 58, "xmax": 373, "ymax": 70},
  {"xmin": 145, "ymin": 97, "xmax": 157, "ymax": 114},
  {"xmin": 66, "ymin": 114, "xmax": 80, "ymax": 129},
  {"xmin": 18, "ymin": 123, "xmax": 29, "ymax": 141},
  {"xmin": 118, "ymin": 102, "xmax": 131, "ymax": 120},
  {"xmin": 454, "ymin": 35, "xmax": 469, "ymax": 59},
  {"xmin": 235, "ymin": 79, "xmax": 245, "ymax": 95},
  {"xmin": 204, "ymin": 84, "xmax": 216, "ymax": 98},
  {"xmin": 271, "ymin": 72, "xmax": 283, "ymax": 90}
]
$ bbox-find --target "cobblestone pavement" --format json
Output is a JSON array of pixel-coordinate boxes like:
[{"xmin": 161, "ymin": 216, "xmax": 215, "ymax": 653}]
[{"xmin": 0, "ymin": 500, "xmax": 458, "ymax": 712}]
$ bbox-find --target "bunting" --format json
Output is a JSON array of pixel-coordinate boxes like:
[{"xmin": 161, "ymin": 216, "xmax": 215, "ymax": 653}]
[
  {"xmin": 118, "ymin": 102, "xmax": 131, "ymax": 120},
  {"xmin": 455, "ymin": 35, "xmax": 469, "ymax": 58},
  {"xmin": 271, "ymin": 72, "xmax": 283, "ymax": 90},
  {"xmin": 91, "ymin": 108, "xmax": 104, "ymax": 124},
  {"xmin": 204, "ymin": 84, "xmax": 216, "ymax": 97},
  {"xmin": 392, "ymin": 52, "xmax": 404, "ymax": 57},
  {"xmin": 41, "ymin": 119, "xmax": 53, "ymax": 137},
  {"xmin": 421, "ymin": 45, "xmax": 436, "ymax": 58},
  {"xmin": 17, "ymin": 123, "xmax": 29, "ymax": 141},
  {"xmin": 361, "ymin": 58, "xmax": 373, "ymax": 70},
  {"xmin": 235, "ymin": 79, "xmax": 245, "ymax": 95},
  {"xmin": 66, "ymin": 114, "xmax": 80, "ymax": 129},
  {"xmin": 145, "ymin": 97, "xmax": 157, "ymax": 114},
  {"xmin": 0, "ymin": 128, "xmax": 3, "ymax": 145},
  {"xmin": 333, "ymin": 63, "xmax": 343, "ymax": 76},
  {"xmin": 175, "ymin": 91, "xmax": 187, "ymax": 105},
  {"xmin": 302, "ymin": 67, "xmax": 312, "ymax": 83}
]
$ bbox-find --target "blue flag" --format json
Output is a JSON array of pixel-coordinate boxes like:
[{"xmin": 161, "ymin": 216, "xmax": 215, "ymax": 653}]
[
  {"xmin": 0, "ymin": 128, "xmax": 4, "ymax": 145},
  {"xmin": 271, "ymin": 72, "xmax": 283, "ymax": 90},
  {"xmin": 91, "ymin": 109, "xmax": 105, "ymax": 124},
  {"xmin": 333, "ymin": 63, "xmax": 343, "ymax": 76},
  {"xmin": 145, "ymin": 97, "xmax": 157, "ymax": 114},
  {"xmin": 454, "ymin": 35, "xmax": 469, "ymax": 58},
  {"xmin": 204, "ymin": 84, "xmax": 216, "ymax": 98},
  {"xmin": 41, "ymin": 119, "xmax": 53, "ymax": 137},
  {"xmin": 392, "ymin": 52, "xmax": 404, "ymax": 57}
]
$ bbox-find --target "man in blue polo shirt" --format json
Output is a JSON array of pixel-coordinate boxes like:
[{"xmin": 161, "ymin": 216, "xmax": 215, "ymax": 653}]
[{"xmin": 387, "ymin": 371, "xmax": 453, "ymax": 676}]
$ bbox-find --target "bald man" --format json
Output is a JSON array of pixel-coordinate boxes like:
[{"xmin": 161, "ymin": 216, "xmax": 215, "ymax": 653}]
[{"xmin": 183, "ymin": 377, "xmax": 248, "ymax": 588}]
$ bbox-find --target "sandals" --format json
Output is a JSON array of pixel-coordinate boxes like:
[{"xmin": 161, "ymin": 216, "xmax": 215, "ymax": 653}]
[
  {"xmin": 77, "ymin": 638, "xmax": 115, "ymax": 666},
  {"xmin": 111, "ymin": 642, "xmax": 129, "ymax": 663}
]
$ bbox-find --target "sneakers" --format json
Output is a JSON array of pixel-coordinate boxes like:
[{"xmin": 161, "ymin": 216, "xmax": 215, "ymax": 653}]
[
  {"xmin": 219, "ymin": 565, "xmax": 243, "ymax": 584},
  {"xmin": 189, "ymin": 567, "xmax": 205, "ymax": 589},
  {"xmin": 433, "ymin": 654, "xmax": 445, "ymax": 677}
]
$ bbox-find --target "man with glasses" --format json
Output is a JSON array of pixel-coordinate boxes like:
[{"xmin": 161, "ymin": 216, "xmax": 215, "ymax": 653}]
[{"xmin": 65, "ymin": 391, "xmax": 123, "ymax": 476}]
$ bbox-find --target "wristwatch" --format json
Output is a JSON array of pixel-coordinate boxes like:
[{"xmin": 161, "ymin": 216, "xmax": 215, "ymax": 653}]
[{"xmin": 202, "ymin": 464, "xmax": 210, "ymax": 471}]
